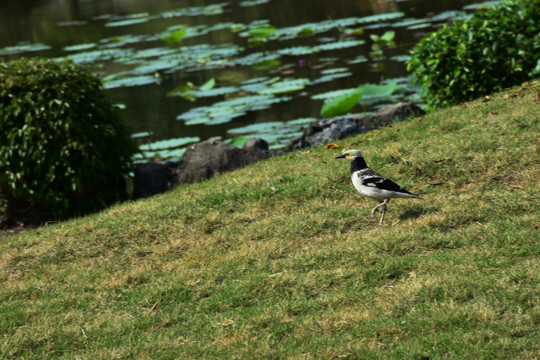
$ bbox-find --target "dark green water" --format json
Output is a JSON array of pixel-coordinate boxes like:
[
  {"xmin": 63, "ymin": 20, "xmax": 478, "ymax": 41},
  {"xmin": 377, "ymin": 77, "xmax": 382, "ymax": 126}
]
[{"xmin": 0, "ymin": 0, "xmax": 501, "ymax": 160}]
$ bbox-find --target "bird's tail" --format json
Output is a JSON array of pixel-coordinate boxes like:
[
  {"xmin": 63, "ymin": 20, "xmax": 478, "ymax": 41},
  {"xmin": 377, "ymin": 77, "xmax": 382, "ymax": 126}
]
[{"xmin": 397, "ymin": 192, "xmax": 425, "ymax": 200}]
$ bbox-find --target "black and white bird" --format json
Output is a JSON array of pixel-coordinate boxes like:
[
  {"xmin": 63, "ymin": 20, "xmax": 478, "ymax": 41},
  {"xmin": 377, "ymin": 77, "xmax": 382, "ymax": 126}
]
[{"xmin": 335, "ymin": 149, "xmax": 424, "ymax": 225}]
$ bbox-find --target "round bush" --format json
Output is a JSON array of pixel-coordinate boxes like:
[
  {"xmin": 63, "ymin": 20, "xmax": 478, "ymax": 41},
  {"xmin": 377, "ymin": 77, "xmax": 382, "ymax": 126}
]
[
  {"xmin": 407, "ymin": 0, "xmax": 540, "ymax": 109},
  {"xmin": 0, "ymin": 58, "xmax": 137, "ymax": 219}
]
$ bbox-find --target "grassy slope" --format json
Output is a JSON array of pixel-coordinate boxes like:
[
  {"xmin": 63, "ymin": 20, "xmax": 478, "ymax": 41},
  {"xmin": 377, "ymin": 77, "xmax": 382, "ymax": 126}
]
[{"xmin": 1, "ymin": 83, "xmax": 539, "ymax": 359}]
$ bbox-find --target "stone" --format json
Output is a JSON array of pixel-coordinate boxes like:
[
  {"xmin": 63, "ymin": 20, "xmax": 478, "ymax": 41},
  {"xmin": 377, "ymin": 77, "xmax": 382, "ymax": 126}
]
[
  {"xmin": 305, "ymin": 118, "xmax": 361, "ymax": 146},
  {"xmin": 133, "ymin": 162, "xmax": 178, "ymax": 199},
  {"xmin": 279, "ymin": 102, "xmax": 424, "ymax": 153},
  {"xmin": 373, "ymin": 102, "xmax": 424, "ymax": 123},
  {"xmin": 175, "ymin": 139, "xmax": 272, "ymax": 185}
]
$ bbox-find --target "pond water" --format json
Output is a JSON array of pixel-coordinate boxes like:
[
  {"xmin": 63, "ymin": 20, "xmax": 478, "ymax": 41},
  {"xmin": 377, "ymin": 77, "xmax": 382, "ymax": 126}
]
[{"xmin": 0, "ymin": 0, "xmax": 501, "ymax": 161}]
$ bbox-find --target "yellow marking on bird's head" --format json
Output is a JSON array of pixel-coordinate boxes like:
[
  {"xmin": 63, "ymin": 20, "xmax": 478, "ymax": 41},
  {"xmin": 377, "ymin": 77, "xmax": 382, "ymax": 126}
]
[{"xmin": 335, "ymin": 149, "xmax": 363, "ymax": 161}]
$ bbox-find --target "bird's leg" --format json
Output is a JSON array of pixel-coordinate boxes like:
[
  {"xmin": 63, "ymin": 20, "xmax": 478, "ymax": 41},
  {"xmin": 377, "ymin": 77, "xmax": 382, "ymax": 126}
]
[
  {"xmin": 370, "ymin": 203, "xmax": 380, "ymax": 222},
  {"xmin": 378, "ymin": 201, "xmax": 389, "ymax": 225},
  {"xmin": 370, "ymin": 199, "xmax": 389, "ymax": 223}
]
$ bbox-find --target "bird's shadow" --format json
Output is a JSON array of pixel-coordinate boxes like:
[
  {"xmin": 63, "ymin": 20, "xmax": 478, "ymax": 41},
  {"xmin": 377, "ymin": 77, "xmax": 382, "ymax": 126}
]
[{"xmin": 398, "ymin": 204, "xmax": 438, "ymax": 220}]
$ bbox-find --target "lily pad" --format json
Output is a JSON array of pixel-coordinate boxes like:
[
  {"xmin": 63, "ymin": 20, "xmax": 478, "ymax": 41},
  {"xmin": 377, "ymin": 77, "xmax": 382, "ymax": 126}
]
[
  {"xmin": 257, "ymin": 78, "xmax": 310, "ymax": 95},
  {"xmin": 168, "ymin": 79, "xmax": 236, "ymax": 100},
  {"xmin": 131, "ymin": 131, "xmax": 153, "ymax": 139},
  {"xmin": 358, "ymin": 82, "xmax": 399, "ymax": 98},
  {"xmin": 431, "ymin": 11, "xmax": 468, "ymax": 22},
  {"xmin": 0, "ymin": 42, "xmax": 51, "ymax": 56},
  {"xmin": 321, "ymin": 67, "xmax": 349, "ymax": 75},
  {"xmin": 248, "ymin": 24, "xmax": 277, "ymax": 38},
  {"xmin": 99, "ymin": 34, "xmax": 150, "ymax": 49},
  {"xmin": 227, "ymin": 135, "xmax": 248, "ymax": 147},
  {"xmin": 407, "ymin": 23, "xmax": 432, "ymax": 30},
  {"xmin": 390, "ymin": 55, "xmax": 411, "ymax": 62},
  {"xmin": 63, "ymin": 43, "xmax": 97, "ymax": 52},
  {"xmin": 240, "ymin": 0, "xmax": 270, "ymax": 6},
  {"xmin": 463, "ymin": 0, "xmax": 503, "ymax": 10},
  {"xmin": 60, "ymin": 48, "xmax": 132, "ymax": 64},
  {"xmin": 348, "ymin": 55, "xmax": 369, "ymax": 64},
  {"xmin": 312, "ymin": 88, "xmax": 357, "ymax": 101},
  {"xmin": 162, "ymin": 26, "xmax": 187, "ymax": 44},
  {"xmin": 226, "ymin": 117, "xmax": 316, "ymax": 149},
  {"xmin": 320, "ymin": 88, "xmax": 363, "ymax": 118},
  {"xmin": 159, "ymin": 3, "xmax": 227, "ymax": 18},
  {"xmin": 309, "ymin": 72, "xmax": 353, "ymax": 85},
  {"xmin": 277, "ymin": 39, "xmax": 365, "ymax": 56},
  {"xmin": 177, "ymin": 94, "xmax": 292, "ymax": 126},
  {"xmin": 106, "ymin": 13, "xmax": 151, "ymax": 27},
  {"xmin": 139, "ymin": 136, "xmax": 200, "ymax": 151},
  {"xmin": 200, "ymin": 78, "xmax": 216, "ymax": 91},
  {"xmin": 356, "ymin": 12, "xmax": 405, "ymax": 24},
  {"xmin": 253, "ymin": 59, "xmax": 281, "ymax": 70},
  {"xmin": 102, "ymin": 75, "xmax": 160, "ymax": 89}
]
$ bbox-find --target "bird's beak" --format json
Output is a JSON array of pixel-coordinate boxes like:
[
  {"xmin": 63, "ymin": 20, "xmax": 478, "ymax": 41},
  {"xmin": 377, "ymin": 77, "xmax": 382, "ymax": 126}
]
[{"xmin": 335, "ymin": 154, "xmax": 346, "ymax": 159}]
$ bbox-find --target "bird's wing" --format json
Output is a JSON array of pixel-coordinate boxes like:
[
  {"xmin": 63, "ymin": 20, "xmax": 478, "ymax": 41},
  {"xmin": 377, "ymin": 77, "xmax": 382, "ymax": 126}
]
[{"xmin": 359, "ymin": 169, "xmax": 415, "ymax": 195}]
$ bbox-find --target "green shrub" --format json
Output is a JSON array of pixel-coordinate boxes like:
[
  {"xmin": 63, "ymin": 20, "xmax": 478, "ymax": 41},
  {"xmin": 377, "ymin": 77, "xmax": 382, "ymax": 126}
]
[
  {"xmin": 407, "ymin": 0, "xmax": 540, "ymax": 109},
  {"xmin": 0, "ymin": 58, "xmax": 137, "ymax": 219}
]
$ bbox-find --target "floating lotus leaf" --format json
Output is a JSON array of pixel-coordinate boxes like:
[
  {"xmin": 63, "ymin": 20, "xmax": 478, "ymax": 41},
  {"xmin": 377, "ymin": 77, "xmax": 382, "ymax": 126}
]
[
  {"xmin": 130, "ymin": 58, "xmax": 180, "ymax": 75},
  {"xmin": 356, "ymin": 12, "xmax": 405, "ymax": 24},
  {"xmin": 195, "ymin": 86, "xmax": 239, "ymax": 97},
  {"xmin": 240, "ymin": 0, "xmax": 270, "ymax": 6},
  {"xmin": 358, "ymin": 82, "xmax": 399, "ymax": 98},
  {"xmin": 226, "ymin": 117, "xmax": 315, "ymax": 149},
  {"xmin": 407, "ymin": 23, "xmax": 432, "ymax": 30},
  {"xmin": 227, "ymin": 136, "xmax": 248, "ymax": 147},
  {"xmin": 162, "ymin": 26, "xmax": 187, "ymax": 44},
  {"xmin": 277, "ymin": 40, "xmax": 365, "ymax": 56},
  {"xmin": 348, "ymin": 55, "xmax": 369, "ymax": 64},
  {"xmin": 102, "ymin": 75, "xmax": 160, "ymax": 89},
  {"xmin": 131, "ymin": 131, "xmax": 153, "ymax": 139},
  {"xmin": 227, "ymin": 121, "xmax": 285, "ymax": 134},
  {"xmin": 63, "ymin": 43, "xmax": 97, "ymax": 52},
  {"xmin": 200, "ymin": 78, "xmax": 215, "ymax": 91},
  {"xmin": 137, "ymin": 147, "xmax": 188, "ymax": 162},
  {"xmin": 320, "ymin": 88, "xmax": 363, "ymax": 118},
  {"xmin": 320, "ymin": 67, "xmax": 350, "ymax": 75},
  {"xmin": 312, "ymin": 88, "xmax": 357, "ymax": 101},
  {"xmin": 462, "ymin": 0, "xmax": 503, "ymax": 10},
  {"xmin": 106, "ymin": 13, "xmax": 151, "ymax": 27},
  {"xmin": 310, "ymin": 72, "xmax": 353, "ymax": 85},
  {"xmin": 431, "ymin": 11, "xmax": 468, "ymax": 22},
  {"xmin": 177, "ymin": 95, "xmax": 292, "ymax": 126},
  {"xmin": 257, "ymin": 78, "xmax": 310, "ymax": 95},
  {"xmin": 99, "ymin": 34, "xmax": 150, "ymax": 49},
  {"xmin": 60, "ymin": 48, "xmax": 132, "ymax": 64},
  {"xmin": 235, "ymin": 52, "xmax": 281, "ymax": 67},
  {"xmin": 0, "ymin": 42, "xmax": 51, "ymax": 56},
  {"xmin": 248, "ymin": 24, "xmax": 277, "ymax": 38},
  {"xmin": 252, "ymin": 59, "xmax": 281, "ymax": 70},
  {"xmin": 271, "ymin": 13, "xmax": 404, "ymax": 42},
  {"xmin": 159, "ymin": 3, "xmax": 227, "ymax": 18},
  {"xmin": 286, "ymin": 117, "xmax": 317, "ymax": 126},
  {"xmin": 139, "ymin": 136, "xmax": 200, "ymax": 151},
  {"xmin": 390, "ymin": 55, "xmax": 411, "ymax": 62},
  {"xmin": 240, "ymin": 77, "xmax": 280, "ymax": 93},
  {"xmin": 392, "ymin": 18, "xmax": 430, "ymax": 28}
]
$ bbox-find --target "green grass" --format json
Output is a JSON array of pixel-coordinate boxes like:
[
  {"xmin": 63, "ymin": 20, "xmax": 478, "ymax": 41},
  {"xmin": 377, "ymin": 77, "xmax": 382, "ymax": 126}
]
[{"xmin": 1, "ymin": 83, "xmax": 539, "ymax": 359}]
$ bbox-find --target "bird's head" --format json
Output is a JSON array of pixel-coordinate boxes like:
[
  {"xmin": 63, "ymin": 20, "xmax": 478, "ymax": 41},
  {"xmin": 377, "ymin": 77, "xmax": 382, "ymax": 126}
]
[{"xmin": 335, "ymin": 149, "xmax": 363, "ymax": 161}]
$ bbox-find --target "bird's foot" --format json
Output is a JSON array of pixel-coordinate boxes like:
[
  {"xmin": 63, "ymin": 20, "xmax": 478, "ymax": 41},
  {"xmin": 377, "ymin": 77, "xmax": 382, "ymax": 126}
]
[{"xmin": 378, "ymin": 207, "xmax": 387, "ymax": 226}]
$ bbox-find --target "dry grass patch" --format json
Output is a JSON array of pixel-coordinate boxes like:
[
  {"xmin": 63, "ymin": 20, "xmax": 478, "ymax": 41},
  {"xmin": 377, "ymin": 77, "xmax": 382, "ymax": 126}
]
[{"xmin": 1, "ymin": 82, "xmax": 539, "ymax": 359}]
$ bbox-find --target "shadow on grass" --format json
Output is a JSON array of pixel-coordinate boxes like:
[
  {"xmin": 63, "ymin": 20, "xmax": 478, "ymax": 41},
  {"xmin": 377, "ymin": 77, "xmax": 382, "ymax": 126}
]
[{"xmin": 399, "ymin": 204, "xmax": 438, "ymax": 221}]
